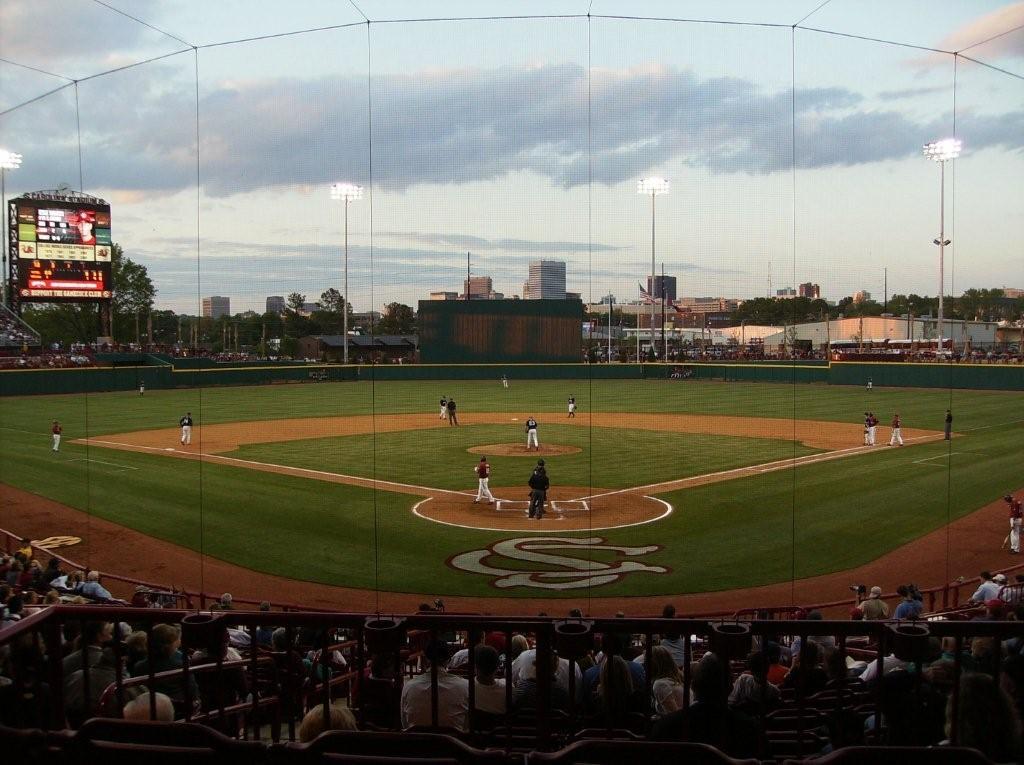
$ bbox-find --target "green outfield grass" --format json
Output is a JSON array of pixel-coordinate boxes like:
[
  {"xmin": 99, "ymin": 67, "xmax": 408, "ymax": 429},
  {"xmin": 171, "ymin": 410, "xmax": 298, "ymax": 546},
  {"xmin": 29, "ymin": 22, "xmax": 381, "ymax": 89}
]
[{"xmin": 1, "ymin": 378, "xmax": 1022, "ymax": 598}]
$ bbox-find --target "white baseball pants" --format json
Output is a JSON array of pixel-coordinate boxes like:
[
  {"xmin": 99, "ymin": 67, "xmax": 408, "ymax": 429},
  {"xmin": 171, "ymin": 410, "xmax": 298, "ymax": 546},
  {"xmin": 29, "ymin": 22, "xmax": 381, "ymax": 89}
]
[
  {"xmin": 476, "ymin": 478, "xmax": 494, "ymax": 502},
  {"xmin": 527, "ymin": 429, "xmax": 539, "ymax": 449}
]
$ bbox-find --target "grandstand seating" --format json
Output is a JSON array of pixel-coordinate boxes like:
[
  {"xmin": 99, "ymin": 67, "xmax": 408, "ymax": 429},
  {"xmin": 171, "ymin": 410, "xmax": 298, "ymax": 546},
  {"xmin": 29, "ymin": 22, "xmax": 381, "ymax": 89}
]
[{"xmin": 0, "ymin": 603, "xmax": 1019, "ymax": 763}]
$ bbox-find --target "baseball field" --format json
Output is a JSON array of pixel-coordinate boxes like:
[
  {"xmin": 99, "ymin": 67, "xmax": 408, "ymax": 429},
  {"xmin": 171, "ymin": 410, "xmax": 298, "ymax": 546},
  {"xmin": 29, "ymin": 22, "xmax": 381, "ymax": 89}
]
[{"xmin": 1, "ymin": 375, "xmax": 1022, "ymax": 610}]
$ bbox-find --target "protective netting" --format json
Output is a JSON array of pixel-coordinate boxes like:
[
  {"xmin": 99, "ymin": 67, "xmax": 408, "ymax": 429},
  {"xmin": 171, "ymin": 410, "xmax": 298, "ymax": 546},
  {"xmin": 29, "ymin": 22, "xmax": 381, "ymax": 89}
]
[{"xmin": 0, "ymin": 4, "xmax": 1022, "ymax": 614}]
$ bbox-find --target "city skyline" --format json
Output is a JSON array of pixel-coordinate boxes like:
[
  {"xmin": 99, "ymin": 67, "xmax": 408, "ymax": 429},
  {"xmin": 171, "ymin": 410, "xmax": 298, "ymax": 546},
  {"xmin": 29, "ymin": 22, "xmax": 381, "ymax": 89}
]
[{"xmin": 1, "ymin": 2, "xmax": 1021, "ymax": 315}]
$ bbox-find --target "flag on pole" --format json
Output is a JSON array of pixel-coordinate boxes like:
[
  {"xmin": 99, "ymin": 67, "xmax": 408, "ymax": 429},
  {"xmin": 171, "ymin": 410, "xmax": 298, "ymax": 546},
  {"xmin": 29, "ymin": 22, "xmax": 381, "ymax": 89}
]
[{"xmin": 638, "ymin": 282, "xmax": 655, "ymax": 305}]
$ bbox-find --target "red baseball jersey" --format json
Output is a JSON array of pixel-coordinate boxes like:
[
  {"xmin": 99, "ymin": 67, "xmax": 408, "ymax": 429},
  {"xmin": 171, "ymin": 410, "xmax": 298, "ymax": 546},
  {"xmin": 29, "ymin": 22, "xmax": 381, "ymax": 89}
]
[
  {"xmin": 891, "ymin": 416, "xmax": 901, "ymax": 428},
  {"xmin": 1010, "ymin": 499, "xmax": 1023, "ymax": 520},
  {"xmin": 52, "ymin": 423, "xmax": 62, "ymax": 435},
  {"xmin": 476, "ymin": 461, "xmax": 490, "ymax": 479}
]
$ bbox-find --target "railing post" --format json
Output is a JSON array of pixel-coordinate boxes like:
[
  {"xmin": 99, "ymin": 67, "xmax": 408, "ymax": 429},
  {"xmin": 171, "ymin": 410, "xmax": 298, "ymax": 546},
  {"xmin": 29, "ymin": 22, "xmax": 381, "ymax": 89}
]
[{"xmin": 44, "ymin": 614, "xmax": 64, "ymax": 727}]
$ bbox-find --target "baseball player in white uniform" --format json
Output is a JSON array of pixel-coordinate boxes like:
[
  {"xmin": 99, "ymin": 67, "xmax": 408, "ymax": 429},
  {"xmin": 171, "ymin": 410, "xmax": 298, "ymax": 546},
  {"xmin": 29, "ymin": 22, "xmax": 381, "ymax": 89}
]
[
  {"xmin": 568, "ymin": 396, "xmax": 576, "ymax": 418},
  {"xmin": 474, "ymin": 457, "xmax": 495, "ymax": 504},
  {"xmin": 501, "ymin": 375, "xmax": 509, "ymax": 389},
  {"xmin": 439, "ymin": 397, "xmax": 448, "ymax": 419},
  {"xmin": 526, "ymin": 417, "xmax": 539, "ymax": 450},
  {"xmin": 51, "ymin": 420, "xmax": 62, "ymax": 452},
  {"xmin": 180, "ymin": 412, "xmax": 193, "ymax": 445}
]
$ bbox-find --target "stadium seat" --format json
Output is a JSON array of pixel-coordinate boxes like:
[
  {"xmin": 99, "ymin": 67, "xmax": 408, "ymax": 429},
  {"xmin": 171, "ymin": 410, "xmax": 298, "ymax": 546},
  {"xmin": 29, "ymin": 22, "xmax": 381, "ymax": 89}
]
[
  {"xmin": 526, "ymin": 739, "xmax": 759, "ymax": 764},
  {"xmin": 268, "ymin": 730, "xmax": 507, "ymax": 764},
  {"xmin": 68, "ymin": 718, "xmax": 268, "ymax": 764},
  {"xmin": 782, "ymin": 744, "xmax": 994, "ymax": 764}
]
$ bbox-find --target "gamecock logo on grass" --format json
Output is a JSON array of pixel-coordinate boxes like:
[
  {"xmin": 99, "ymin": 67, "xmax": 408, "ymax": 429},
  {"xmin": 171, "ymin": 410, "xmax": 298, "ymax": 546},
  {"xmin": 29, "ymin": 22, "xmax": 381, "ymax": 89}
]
[{"xmin": 448, "ymin": 536, "xmax": 668, "ymax": 590}]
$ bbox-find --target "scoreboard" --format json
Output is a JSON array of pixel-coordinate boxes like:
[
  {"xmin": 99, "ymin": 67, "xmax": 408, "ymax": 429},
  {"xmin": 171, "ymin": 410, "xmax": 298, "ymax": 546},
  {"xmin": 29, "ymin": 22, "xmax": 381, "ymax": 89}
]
[{"xmin": 8, "ymin": 192, "xmax": 113, "ymax": 303}]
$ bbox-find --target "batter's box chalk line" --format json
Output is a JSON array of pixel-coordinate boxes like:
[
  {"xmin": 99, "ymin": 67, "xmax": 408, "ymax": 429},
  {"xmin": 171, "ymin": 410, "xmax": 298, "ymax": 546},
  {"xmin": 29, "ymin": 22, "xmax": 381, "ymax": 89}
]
[{"xmin": 495, "ymin": 499, "xmax": 590, "ymax": 514}]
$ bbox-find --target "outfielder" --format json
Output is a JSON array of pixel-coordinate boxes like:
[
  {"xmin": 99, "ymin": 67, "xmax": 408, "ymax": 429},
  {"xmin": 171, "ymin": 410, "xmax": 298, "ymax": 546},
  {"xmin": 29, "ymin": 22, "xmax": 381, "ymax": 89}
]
[
  {"xmin": 474, "ymin": 456, "xmax": 495, "ymax": 504},
  {"xmin": 1006, "ymin": 495, "xmax": 1022, "ymax": 555},
  {"xmin": 439, "ymin": 396, "xmax": 448, "ymax": 419},
  {"xmin": 526, "ymin": 417, "xmax": 539, "ymax": 450},
  {"xmin": 501, "ymin": 375, "xmax": 509, "ymax": 389},
  {"xmin": 180, "ymin": 412, "xmax": 193, "ymax": 445},
  {"xmin": 888, "ymin": 413, "xmax": 903, "ymax": 446},
  {"xmin": 51, "ymin": 420, "xmax": 62, "ymax": 452},
  {"xmin": 568, "ymin": 396, "xmax": 576, "ymax": 418},
  {"xmin": 867, "ymin": 377, "xmax": 873, "ymax": 392}
]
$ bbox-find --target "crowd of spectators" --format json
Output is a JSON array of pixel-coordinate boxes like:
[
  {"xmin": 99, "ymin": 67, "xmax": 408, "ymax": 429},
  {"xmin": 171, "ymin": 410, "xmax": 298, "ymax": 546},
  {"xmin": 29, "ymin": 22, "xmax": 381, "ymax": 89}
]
[
  {"xmin": 0, "ymin": 310, "xmax": 39, "ymax": 349},
  {"xmin": 3, "ymin": 558, "xmax": 1024, "ymax": 761}
]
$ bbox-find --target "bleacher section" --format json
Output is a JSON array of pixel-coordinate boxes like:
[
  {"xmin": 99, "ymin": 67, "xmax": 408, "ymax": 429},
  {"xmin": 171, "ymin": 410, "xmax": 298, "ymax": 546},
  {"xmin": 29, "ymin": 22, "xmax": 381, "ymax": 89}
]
[{"xmin": 1, "ymin": 603, "xmax": 1022, "ymax": 764}]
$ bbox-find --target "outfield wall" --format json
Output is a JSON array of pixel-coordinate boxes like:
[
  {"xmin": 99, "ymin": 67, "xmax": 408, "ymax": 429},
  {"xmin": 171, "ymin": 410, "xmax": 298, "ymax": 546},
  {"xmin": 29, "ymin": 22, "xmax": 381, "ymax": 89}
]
[{"xmin": 1, "ymin": 359, "xmax": 1020, "ymax": 395}]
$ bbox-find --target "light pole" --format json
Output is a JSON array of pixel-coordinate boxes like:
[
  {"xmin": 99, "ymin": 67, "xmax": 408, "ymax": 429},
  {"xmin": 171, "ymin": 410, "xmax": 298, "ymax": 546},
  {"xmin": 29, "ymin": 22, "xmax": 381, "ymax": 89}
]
[
  {"xmin": 923, "ymin": 139, "xmax": 960, "ymax": 355},
  {"xmin": 0, "ymin": 149, "xmax": 23, "ymax": 307},
  {"xmin": 638, "ymin": 177, "xmax": 669, "ymax": 361},
  {"xmin": 330, "ymin": 182, "xmax": 362, "ymax": 364}
]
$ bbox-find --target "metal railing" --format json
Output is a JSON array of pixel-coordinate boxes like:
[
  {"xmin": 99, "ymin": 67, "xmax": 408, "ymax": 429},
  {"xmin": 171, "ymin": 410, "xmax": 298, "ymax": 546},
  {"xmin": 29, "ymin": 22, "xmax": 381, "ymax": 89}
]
[{"xmin": 1, "ymin": 605, "xmax": 1023, "ymax": 757}]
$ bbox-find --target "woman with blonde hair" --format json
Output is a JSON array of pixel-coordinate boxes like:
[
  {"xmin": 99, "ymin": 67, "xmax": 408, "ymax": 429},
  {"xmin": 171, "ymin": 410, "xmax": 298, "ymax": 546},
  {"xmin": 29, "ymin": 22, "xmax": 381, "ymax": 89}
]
[{"xmin": 649, "ymin": 645, "xmax": 686, "ymax": 714}]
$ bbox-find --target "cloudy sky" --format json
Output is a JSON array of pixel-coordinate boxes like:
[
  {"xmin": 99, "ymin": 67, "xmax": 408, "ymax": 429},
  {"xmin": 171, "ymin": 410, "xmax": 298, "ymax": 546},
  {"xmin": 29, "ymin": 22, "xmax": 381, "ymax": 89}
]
[{"xmin": 1, "ymin": 1, "xmax": 1022, "ymax": 313}]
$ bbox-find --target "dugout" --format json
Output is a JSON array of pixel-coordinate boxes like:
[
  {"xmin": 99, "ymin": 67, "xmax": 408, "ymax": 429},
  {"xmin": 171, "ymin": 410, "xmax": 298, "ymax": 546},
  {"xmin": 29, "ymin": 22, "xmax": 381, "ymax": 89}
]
[{"xmin": 417, "ymin": 299, "xmax": 583, "ymax": 363}]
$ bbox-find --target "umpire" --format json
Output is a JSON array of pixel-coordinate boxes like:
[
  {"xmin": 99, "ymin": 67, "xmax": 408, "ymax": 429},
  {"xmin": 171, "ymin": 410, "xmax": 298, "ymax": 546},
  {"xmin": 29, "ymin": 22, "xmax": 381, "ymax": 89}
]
[{"xmin": 528, "ymin": 459, "xmax": 549, "ymax": 519}]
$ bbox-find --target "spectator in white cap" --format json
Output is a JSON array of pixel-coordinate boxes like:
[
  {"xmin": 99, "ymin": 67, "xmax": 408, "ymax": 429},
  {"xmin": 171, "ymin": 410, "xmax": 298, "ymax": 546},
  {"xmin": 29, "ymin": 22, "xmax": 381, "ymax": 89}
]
[{"xmin": 858, "ymin": 586, "xmax": 890, "ymax": 620}]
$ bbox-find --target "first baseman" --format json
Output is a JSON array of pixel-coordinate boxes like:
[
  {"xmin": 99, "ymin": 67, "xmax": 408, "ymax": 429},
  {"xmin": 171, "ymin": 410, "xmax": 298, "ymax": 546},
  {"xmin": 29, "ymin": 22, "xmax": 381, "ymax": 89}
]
[
  {"xmin": 51, "ymin": 420, "xmax": 62, "ymax": 452},
  {"xmin": 474, "ymin": 456, "xmax": 495, "ymax": 504},
  {"xmin": 180, "ymin": 412, "xmax": 193, "ymax": 445}
]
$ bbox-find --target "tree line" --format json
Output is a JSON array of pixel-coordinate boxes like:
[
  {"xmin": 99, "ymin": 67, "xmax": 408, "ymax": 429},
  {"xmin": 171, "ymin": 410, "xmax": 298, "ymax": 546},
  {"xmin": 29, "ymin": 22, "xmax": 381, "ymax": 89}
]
[{"xmin": 20, "ymin": 244, "xmax": 416, "ymax": 353}]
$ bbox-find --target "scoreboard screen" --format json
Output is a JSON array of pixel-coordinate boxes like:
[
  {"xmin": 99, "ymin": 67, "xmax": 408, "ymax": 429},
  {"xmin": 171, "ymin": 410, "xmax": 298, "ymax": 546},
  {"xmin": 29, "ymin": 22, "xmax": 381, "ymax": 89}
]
[{"xmin": 9, "ymin": 196, "xmax": 113, "ymax": 302}]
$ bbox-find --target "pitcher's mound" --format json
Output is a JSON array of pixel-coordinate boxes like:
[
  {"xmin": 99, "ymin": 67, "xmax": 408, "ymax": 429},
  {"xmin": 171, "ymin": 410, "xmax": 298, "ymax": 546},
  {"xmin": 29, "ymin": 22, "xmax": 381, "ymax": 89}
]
[{"xmin": 468, "ymin": 443, "xmax": 581, "ymax": 457}]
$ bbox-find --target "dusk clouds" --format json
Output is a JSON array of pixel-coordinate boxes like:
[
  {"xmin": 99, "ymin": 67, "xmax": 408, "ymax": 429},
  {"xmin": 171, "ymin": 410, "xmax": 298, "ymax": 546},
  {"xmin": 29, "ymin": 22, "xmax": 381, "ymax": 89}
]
[{"xmin": 6, "ymin": 61, "xmax": 1022, "ymax": 198}]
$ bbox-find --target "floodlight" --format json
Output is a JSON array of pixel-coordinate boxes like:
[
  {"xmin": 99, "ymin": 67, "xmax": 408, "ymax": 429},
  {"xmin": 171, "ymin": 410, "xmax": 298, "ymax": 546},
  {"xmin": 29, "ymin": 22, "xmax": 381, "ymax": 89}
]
[
  {"xmin": 637, "ymin": 177, "xmax": 670, "ymax": 195},
  {"xmin": 0, "ymin": 150, "xmax": 22, "ymax": 170},
  {"xmin": 330, "ymin": 183, "xmax": 363, "ymax": 201},
  {"xmin": 923, "ymin": 139, "xmax": 961, "ymax": 162}
]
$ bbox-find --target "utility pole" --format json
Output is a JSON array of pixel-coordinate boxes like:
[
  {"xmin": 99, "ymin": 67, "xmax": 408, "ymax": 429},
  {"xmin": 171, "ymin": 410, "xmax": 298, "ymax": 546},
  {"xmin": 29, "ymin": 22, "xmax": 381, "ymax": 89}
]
[{"xmin": 466, "ymin": 252, "xmax": 470, "ymax": 300}]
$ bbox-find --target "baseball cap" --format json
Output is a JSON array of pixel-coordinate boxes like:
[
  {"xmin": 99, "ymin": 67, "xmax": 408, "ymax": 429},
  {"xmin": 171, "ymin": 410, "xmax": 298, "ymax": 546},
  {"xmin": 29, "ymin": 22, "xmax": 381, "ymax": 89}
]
[
  {"xmin": 994, "ymin": 573, "xmax": 1008, "ymax": 583},
  {"xmin": 870, "ymin": 586, "xmax": 882, "ymax": 597}
]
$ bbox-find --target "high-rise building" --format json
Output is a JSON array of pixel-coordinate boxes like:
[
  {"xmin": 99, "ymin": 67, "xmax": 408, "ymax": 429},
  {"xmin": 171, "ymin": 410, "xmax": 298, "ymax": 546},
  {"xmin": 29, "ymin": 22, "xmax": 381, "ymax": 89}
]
[
  {"xmin": 525, "ymin": 260, "xmax": 566, "ymax": 300},
  {"xmin": 463, "ymin": 276, "xmax": 493, "ymax": 299},
  {"xmin": 798, "ymin": 282, "xmax": 821, "ymax": 299},
  {"xmin": 202, "ymin": 296, "xmax": 230, "ymax": 319},
  {"xmin": 266, "ymin": 296, "xmax": 285, "ymax": 314},
  {"xmin": 775, "ymin": 287, "xmax": 797, "ymax": 298},
  {"xmin": 853, "ymin": 290, "xmax": 872, "ymax": 304},
  {"xmin": 429, "ymin": 291, "xmax": 459, "ymax": 301},
  {"xmin": 647, "ymin": 275, "xmax": 677, "ymax": 302}
]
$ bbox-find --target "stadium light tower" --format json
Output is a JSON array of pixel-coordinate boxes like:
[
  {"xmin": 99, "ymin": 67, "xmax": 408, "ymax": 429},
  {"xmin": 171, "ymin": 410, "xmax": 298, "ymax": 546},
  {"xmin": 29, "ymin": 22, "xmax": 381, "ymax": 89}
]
[
  {"xmin": 923, "ymin": 138, "xmax": 960, "ymax": 353},
  {"xmin": 330, "ymin": 183, "xmax": 363, "ymax": 364},
  {"xmin": 638, "ymin": 177, "xmax": 669, "ymax": 360},
  {"xmin": 0, "ymin": 149, "xmax": 23, "ymax": 306}
]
